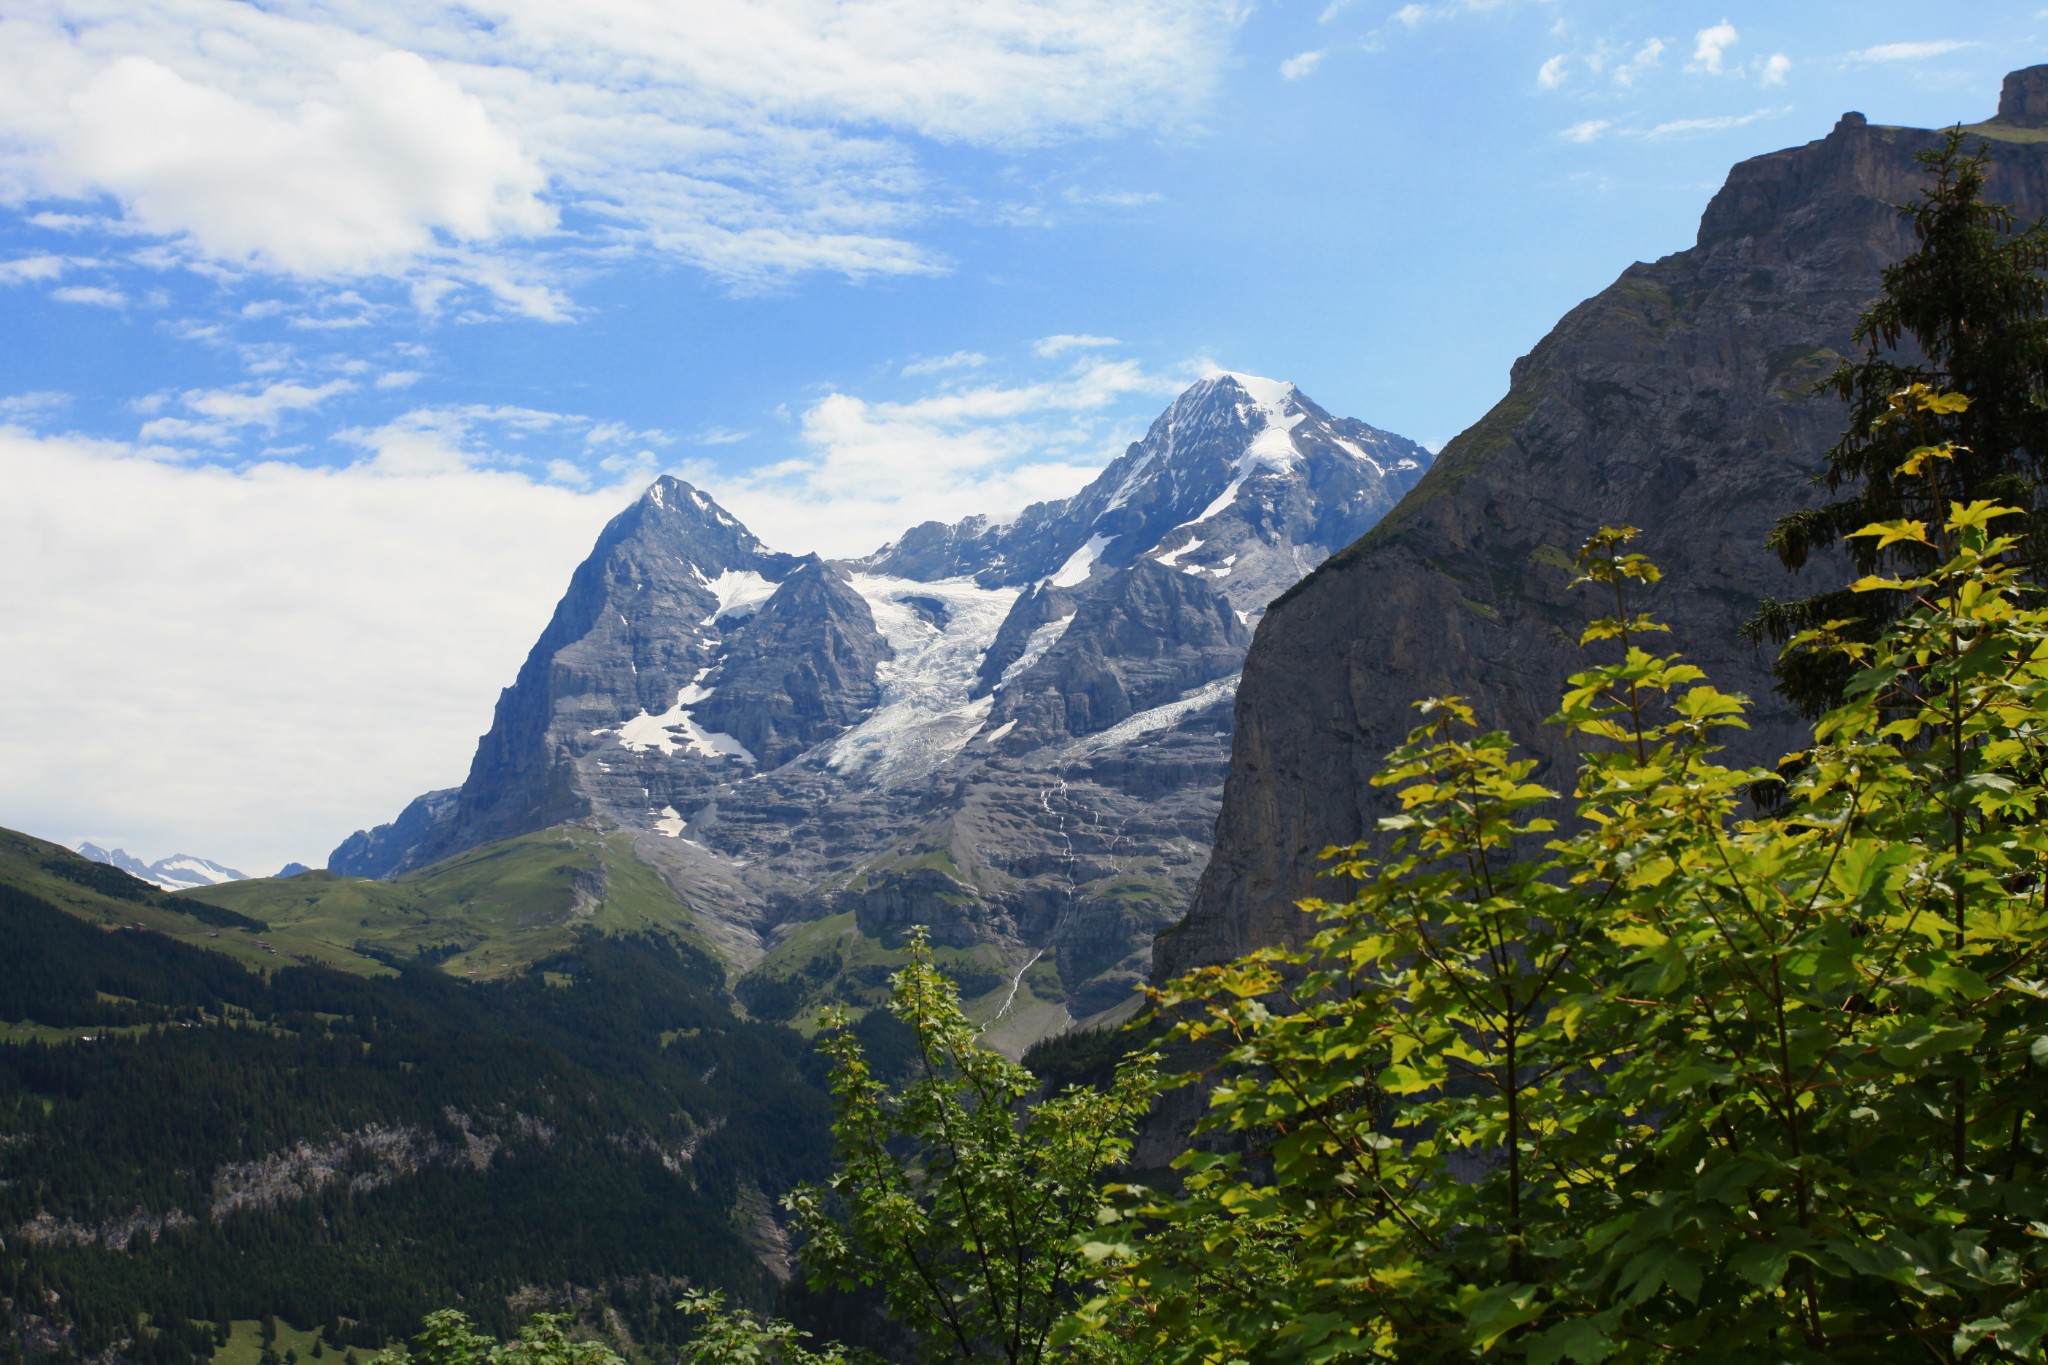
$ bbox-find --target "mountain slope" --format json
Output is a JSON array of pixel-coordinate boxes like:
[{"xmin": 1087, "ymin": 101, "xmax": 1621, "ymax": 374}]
[
  {"xmin": 0, "ymin": 824, "xmax": 834, "ymax": 1365},
  {"xmin": 332, "ymin": 374, "xmax": 1430, "ymax": 1043},
  {"xmin": 1158, "ymin": 76, "xmax": 2048, "ymax": 978}
]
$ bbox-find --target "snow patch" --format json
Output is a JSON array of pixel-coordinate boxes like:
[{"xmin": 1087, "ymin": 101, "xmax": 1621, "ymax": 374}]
[
  {"xmin": 1333, "ymin": 436, "xmax": 1386, "ymax": 472},
  {"xmin": 654, "ymin": 807, "xmax": 687, "ymax": 838},
  {"xmin": 1000, "ymin": 612, "xmax": 1076, "ymax": 690},
  {"xmin": 982, "ymin": 719, "xmax": 1017, "ymax": 745},
  {"xmin": 609, "ymin": 681, "xmax": 756, "ymax": 763},
  {"xmin": 1152, "ymin": 536, "xmax": 1204, "ymax": 569},
  {"xmin": 1063, "ymin": 677, "xmax": 1238, "ymax": 758},
  {"xmin": 694, "ymin": 567, "xmax": 777, "ymax": 624},
  {"xmin": 829, "ymin": 575, "xmax": 1023, "ymax": 785},
  {"xmin": 1050, "ymin": 533, "xmax": 1112, "ymax": 588}
]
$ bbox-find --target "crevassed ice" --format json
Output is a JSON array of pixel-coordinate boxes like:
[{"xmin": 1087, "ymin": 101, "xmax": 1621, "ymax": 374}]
[
  {"xmin": 1063, "ymin": 676, "xmax": 1238, "ymax": 758},
  {"xmin": 829, "ymin": 575, "xmax": 1023, "ymax": 786}
]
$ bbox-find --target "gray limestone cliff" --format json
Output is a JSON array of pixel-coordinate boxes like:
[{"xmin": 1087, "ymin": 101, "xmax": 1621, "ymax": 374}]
[{"xmin": 1157, "ymin": 75, "xmax": 2048, "ymax": 980}]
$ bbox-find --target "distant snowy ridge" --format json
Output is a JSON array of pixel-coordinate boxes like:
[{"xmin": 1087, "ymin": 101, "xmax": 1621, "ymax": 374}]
[{"xmin": 75, "ymin": 842, "xmax": 248, "ymax": 891}]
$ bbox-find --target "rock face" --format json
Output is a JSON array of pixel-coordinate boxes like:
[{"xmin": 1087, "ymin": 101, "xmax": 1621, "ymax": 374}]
[
  {"xmin": 335, "ymin": 374, "xmax": 1430, "ymax": 1029},
  {"xmin": 1157, "ymin": 79, "xmax": 2048, "ymax": 980},
  {"xmin": 329, "ymin": 788, "xmax": 458, "ymax": 877}
]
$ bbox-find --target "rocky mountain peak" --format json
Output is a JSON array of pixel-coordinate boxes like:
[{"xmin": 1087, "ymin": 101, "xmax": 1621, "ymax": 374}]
[{"xmin": 1997, "ymin": 65, "xmax": 2048, "ymax": 127}]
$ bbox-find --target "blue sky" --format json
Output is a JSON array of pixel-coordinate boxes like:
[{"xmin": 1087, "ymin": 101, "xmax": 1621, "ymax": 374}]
[{"xmin": 3, "ymin": 0, "xmax": 2043, "ymax": 872}]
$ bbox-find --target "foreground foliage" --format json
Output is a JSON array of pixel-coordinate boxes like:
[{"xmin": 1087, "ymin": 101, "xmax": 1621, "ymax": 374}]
[
  {"xmin": 785, "ymin": 934, "xmax": 1157, "ymax": 1365},
  {"xmin": 1079, "ymin": 421, "xmax": 2048, "ymax": 1359}
]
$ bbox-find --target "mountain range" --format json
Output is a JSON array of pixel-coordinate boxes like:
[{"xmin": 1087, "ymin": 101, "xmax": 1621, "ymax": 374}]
[
  {"xmin": 318, "ymin": 373, "xmax": 1430, "ymax": 1044},
  {"xmin": 74, "ymin": 842, "xmax": 248, "ymax": 892}
]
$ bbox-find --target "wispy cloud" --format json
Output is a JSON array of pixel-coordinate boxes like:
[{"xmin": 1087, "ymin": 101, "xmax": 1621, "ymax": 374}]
[
  {"xmin": 1850, "ymin": 40, "xmax": 1975, "ymax": 62},
  {"xmin": 1612, "ymin": 38, "xmax": 1667, "ymax": 88},
  {"xmin": 1281, "ymin": 50, "xmax": 1325, "ymax": 81},
  {"xmin": 0, "ymin": 392, "xmax": 72, "ymax": 425},
  {"xmin": 902, "ymin": 350, "xmax": 989, "ymax": 377},
  {"xmin": 50, "ymin": 285, "xmax": 128, "ymax": 308},
  {"xmin": 0, "ymin": 255, "xmax": 93, "ymax": 285},
  {"xmin": 1561, "ymin": 119, "xmax": 1612, "ymax": 143},
  {"xmin": 1537, "ymin": 54, "xmax": 1569, "ymax": 89},
  {"xmin": 1628, "ymin": 106, "xmax": 1785, "ymax": 140},
  {"xmin": 139, "ymin": 378, "xmax": 355, "ymax": 445},
  {"xmin": 1033, "ymin": 333, "xmax": 1121, "ymax": 358},
  {"xmin": 1758, "ymin": 53, "xmax": 1792, "ymax": 87}
]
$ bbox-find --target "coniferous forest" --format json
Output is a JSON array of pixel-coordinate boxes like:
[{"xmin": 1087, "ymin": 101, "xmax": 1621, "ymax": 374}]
[{"xmin": 0, "ymin": 872, "xmax": 837, "ymax": 1365}]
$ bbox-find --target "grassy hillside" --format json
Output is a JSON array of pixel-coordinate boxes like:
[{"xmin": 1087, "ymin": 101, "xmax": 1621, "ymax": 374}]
[
  {"xmin": 181, "ymin": 828, "xmax": 712, "ymax": 980},
  {"xmin": 736, "ymin": 910, "xmax": 1071, "ymax": 1058},
  {"xmin": 0, "ymin": 835, "xmax": 833, "ymax": 1365}
]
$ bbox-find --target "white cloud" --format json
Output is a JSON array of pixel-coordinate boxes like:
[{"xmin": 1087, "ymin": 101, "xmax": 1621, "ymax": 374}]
[
  {"xmin": 1034, "ymin": 333, "xmax": 1122, "ymax": 358},
  {"xmin": 1562, "ymin": 119, "xmax": 1612, "ymax": 143},
  {"xmin": 710, "ymin": 357, "xmax": 1184, "ymax": 557},
  {"xmin": 1689, "ymin": 22, "xmax": 1738, "ymax": 75},
  {"xmin": 139, "ymin": 378, "xmax": 355, "ymax": 444},
  {"xmin": 1537, "ymin": 54, "xmax": 1569, "ymax": 89},
  {"xmin": 1386, "ymin": 0, "xmax": 1520, "ymax": 27},
  {"xmin": 0, "ymin": 1, "xmax": 1242, "ymax": 299},
  {"xmin": 902, "ymin": 350, "xmax": 989, "ymax": 377},
  {"xmin": 1850, "ymin": 40, "xmax": 1975, "ymax": 63},
  {"xmin": 0, "ymin": 254, "xmax": 86, "ymax": 285},
  {"xmin": 1613, "ymin": 38, "xmax": 1667, "ymax": 88},
  {"xmin": 0, "ymin": 392, "xmax": 70, "ymax": 423},
  {"xmin": 0, "ymin": 425, "xmax": 645, "ymax": 873},
  {"xmin": 376, "ymin": 370, "xmax": 422, "ymax": 390},
  {"xmin": 1758, "ymin": 53, "xmax": 1792, "ymax": 87},
  {"xmin": 50, "ymin": 285, "xmax": 128, "ymax": 307},
  {"xmin": 1281, "ymin": 50, "xmax": 1326, "ymax": 81}
]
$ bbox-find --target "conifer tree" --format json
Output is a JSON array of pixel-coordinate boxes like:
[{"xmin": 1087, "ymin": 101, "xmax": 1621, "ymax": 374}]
[{"xmin": 1751, "ymin": 128, "xmax": 2048, "ymax": 714}]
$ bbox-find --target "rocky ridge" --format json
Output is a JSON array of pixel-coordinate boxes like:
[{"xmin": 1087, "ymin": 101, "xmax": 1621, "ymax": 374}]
[
  {"xmin": 1158, "ymin": 72, "xmax": 2048, "ymax": 979},
  {"xmin": 333, "ymin": 374, "xmax": 1430, "ymax": 1033}
]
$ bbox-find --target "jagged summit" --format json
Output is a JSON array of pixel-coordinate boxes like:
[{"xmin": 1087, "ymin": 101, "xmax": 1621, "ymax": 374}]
[
  {"xmin": 858, "ymin": 371, "xmax": 1428, "ymax": 611},
  {"xmin": 329, "ymin": 375, "xmax": 1431, "ymax": 1033}
]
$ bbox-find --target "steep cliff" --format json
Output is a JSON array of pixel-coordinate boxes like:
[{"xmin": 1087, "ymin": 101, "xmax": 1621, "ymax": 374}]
[{"xmin": 1160, "ymin": 76, "xmax": 2048, "ymax": 978}]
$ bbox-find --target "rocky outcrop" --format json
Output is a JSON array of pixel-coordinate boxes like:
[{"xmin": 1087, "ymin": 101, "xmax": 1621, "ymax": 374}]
[
  {"xmin": 328, "ymin": 787, "xmax": 457, "ymax": 876},
  {"xmin": 988, "ymin": 560, "xmax": 1248, "ymax": 745},
  {"xmin": 693, "ymin": 559, "xmax": 893, "ymax": 767},
  {"xmin": 1158, "ymin": 78, "xmax": 2048, "ymax": 980}
]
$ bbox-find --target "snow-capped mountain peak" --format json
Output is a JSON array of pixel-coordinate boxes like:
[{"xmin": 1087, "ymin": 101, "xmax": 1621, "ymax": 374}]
[{"xmin": 75, "ymin": 842, "xmax": 248, "ymax": 892}]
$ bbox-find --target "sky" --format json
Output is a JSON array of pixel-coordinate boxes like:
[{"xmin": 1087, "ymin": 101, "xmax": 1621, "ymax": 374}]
[{"xmin": 3, "ymin": 0, "xmax": 2044, "ymax": 874}]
